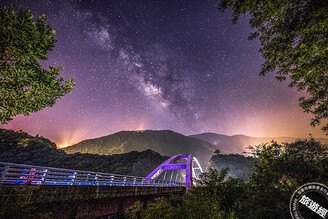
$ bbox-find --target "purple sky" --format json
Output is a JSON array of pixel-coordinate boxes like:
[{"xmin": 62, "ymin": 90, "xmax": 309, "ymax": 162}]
[{"xmin": 2, "ymin": 0, "xmax": 326, "ymax": 148}]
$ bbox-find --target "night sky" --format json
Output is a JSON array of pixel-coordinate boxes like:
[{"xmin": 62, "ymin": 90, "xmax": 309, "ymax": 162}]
[{"xmin": 1, "ymin": 0, "xmax": 326, "ymax": 148}]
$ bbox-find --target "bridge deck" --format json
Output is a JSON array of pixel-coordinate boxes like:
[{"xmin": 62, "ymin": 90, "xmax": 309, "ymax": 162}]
[
  {"xmin": 0, "ymin": 162, "xmax": 187, "ymax": 218},
  {"xmin": 0, "ymin": 162, "xmax": 185, "ymax": 187}
]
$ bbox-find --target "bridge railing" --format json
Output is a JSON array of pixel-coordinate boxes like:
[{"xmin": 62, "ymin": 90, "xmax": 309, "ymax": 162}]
[{"xmin": 0, "ymin": 162, "xmax": 185, "ymax": 187}]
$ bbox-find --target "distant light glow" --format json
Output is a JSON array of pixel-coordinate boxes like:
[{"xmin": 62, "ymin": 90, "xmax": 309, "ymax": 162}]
[
  {"xmin": 1, "ymin": 0, "xmax": 327, "ymax": 147},
  {"xmin": 59, "ymin": 144, "xmax": 68, "ymax": 148}
]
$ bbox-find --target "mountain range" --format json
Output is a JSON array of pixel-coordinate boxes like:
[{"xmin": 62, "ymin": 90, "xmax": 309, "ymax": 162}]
[
  {"xmin": 63, "ymin": 130, "xmax": 216, "ymax": 169},
  {"xmin": 63, "ymin": 130, "xmax": 328, "ymax": 169},
  {"xmin": 2, "ymin": 128, "xmax": 327, "ymax": 176},
  {"xmin": 0, "ymin": 129, "xmax": 168, "ymax": 176},
  {"xmin": 190, "ymin": 132, "xmax": 328, "ymax": 154}
]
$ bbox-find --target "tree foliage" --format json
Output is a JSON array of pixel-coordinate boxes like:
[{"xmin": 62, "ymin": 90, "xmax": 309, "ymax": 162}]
[
  {"xmin": 249, "ymin": 139, "xmax": 328, "ymax": 186},
  {"xmin": 237, "ymin": 138, "xmax": 328, "ymax": 218},
  {"xmin": 0, "ymin": 186, "xmax": 52, "ymax": 219},
  {"xmin": 125, "ymin": 193, "xmax": 235, "ymax": 219},
  {"xmin": 0, "ymin": 5, "xmax": 74, "ymax": 124},
  {"xmin": 125, "ymin": 169, "xmax": 238, "ymax": 219},
  {"xmin": 125, "ymin": 138, "xmax": 328, "ymax": 219},
  {"xmin": 219, "ymin": 0, "xmax": 328, "ymax": 133},
  {"xmin": 125, "ymin": 198, "xmax": 180, "ymax": 219}
]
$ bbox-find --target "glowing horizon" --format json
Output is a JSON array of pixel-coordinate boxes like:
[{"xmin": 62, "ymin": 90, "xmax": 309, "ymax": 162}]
[{"xmin": 1, "ymin": 0, "xmax": 327, "ymax": 146}]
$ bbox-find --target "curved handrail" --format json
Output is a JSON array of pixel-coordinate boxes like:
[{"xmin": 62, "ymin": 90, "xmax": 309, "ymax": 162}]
[{"xmin": 0, "ymin": 162, "xmax": 185, "ymax": 187}]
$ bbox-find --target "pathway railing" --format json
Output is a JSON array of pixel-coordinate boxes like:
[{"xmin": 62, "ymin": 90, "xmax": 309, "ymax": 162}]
[{"xmin": 0, "ymin": 162, "xmax": 185, "ymax": 187}]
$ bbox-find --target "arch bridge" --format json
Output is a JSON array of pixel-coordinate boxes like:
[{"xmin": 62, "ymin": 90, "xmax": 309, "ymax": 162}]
[
  {"xmin": 0, "ymin": 154, "xmax": 203, "ymax": 218},
  {"xmin": 0, "ymin": 154, "xmax": 203, "ymax": 190},
  {"xmin": 146, "ymin": 154, "xmax": 203, "ymax": 190}
]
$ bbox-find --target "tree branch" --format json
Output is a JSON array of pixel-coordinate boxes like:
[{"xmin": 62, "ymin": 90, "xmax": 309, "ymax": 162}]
[
  {"xmin": 0, "ymin": 33, "xmax": 16, "ymax": 67},
  {"xmin": 0, "ymin": 55, "xmax": 12, "ymax": 67}
]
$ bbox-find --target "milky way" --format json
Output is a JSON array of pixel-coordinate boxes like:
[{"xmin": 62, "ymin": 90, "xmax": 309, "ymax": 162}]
[{"xmin": 1, "ymin": 0, "xmax": 325, "ymax": 147}]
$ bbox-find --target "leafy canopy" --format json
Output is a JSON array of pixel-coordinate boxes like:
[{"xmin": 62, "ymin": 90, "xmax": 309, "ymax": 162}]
[
  {"xmin": 219, "ymin": 0, "xmax": 328, "ymax": 133},
  {"xmin": 239, "ymin": 138, "xmax": 328, "ymax": 218},
  {"xmin": 0, "ymin": 5, "xmax": 74, "ymax": 124},
  {"xmin": 194, "ymin": 138, "xmax": 328, "ymax": 218}
]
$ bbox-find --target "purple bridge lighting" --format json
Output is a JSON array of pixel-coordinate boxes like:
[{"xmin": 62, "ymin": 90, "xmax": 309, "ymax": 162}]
[
  {"xmin": 0, "ymin": 154, "xmax": 203, "ymax": 191},
  {"xmin": 146, "ymin": 154, "xmax": 203, "ymax": 190},
  {"xmin": 0, "ymin": 155, "xmax": 203, "ymax": 218}
]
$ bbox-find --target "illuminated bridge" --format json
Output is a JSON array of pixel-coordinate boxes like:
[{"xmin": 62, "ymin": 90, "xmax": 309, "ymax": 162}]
[{"xmin": 0, "ymin": 154, "xmax": 203, "ymax": 218}]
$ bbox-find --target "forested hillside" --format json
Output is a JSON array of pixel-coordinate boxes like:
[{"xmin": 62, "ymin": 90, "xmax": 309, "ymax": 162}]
[
  {"xmin": 191, "ymin": 132, "xmax": 328, "ymax": 154},
  {"xmin": 64, "ymin": 130, "xmax": 216, "ymax": 169},
  {"xmin": 208, "ymin": 150, "xmax": 257, "ymax": 180},
  {"xmin": 0, "ymin": 129, "xmax": 168, "ymax": 176}
]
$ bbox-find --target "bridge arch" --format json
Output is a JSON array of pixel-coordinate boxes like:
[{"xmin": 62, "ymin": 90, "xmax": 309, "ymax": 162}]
[{"xmin": 146, "ymin": 154, "xmax": 203, "ymax": 190}]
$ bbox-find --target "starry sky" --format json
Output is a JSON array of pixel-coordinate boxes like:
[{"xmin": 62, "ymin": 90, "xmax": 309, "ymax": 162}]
[{"xmin": 1, "ymin": 0, "xmax": 326, "ymax": 147}]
